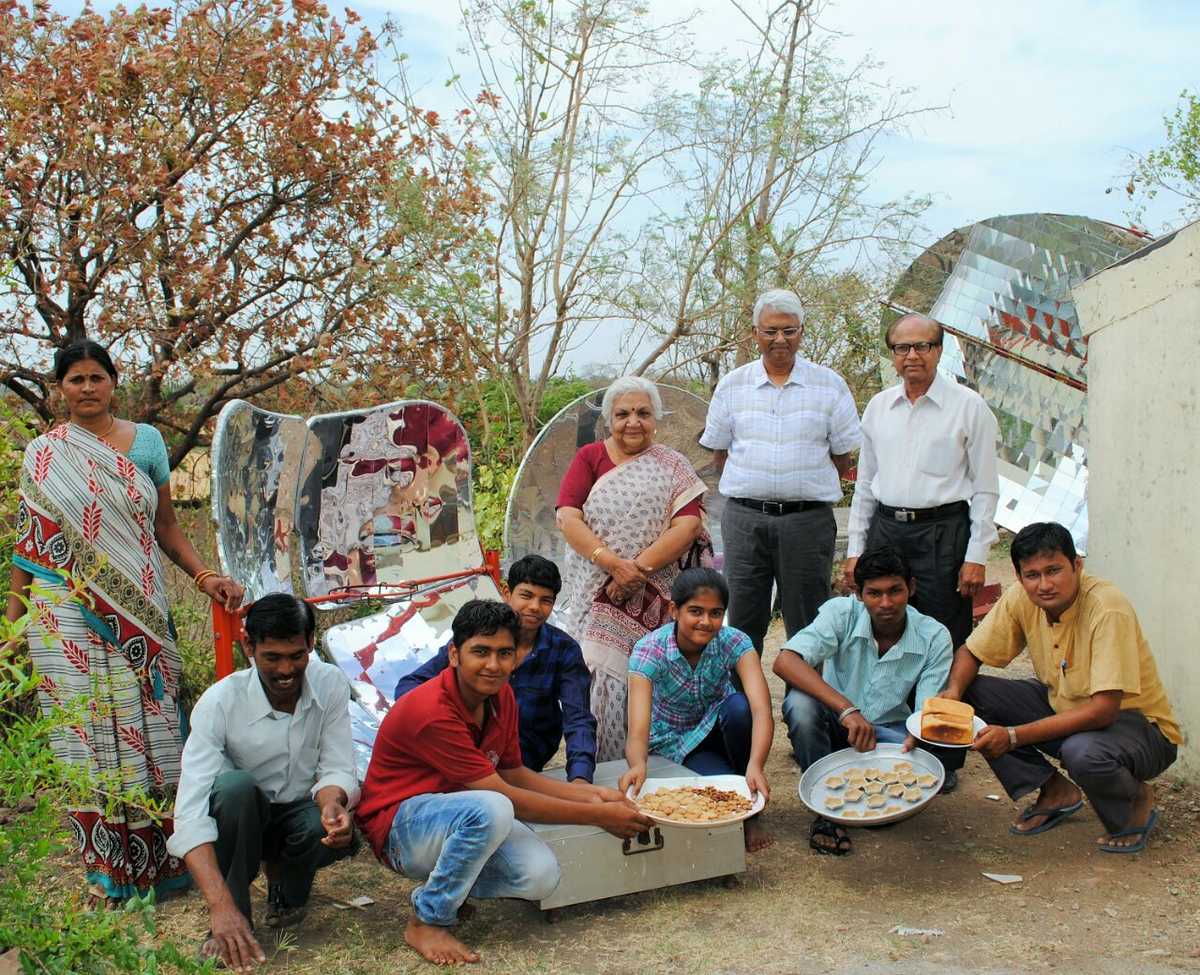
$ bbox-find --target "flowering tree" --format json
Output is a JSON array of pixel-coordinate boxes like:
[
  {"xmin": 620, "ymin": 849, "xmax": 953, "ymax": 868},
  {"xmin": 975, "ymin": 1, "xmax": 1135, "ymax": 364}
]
[{"xmin": 0, "ymin": 0, "xmax": 483, "ymax": 463}]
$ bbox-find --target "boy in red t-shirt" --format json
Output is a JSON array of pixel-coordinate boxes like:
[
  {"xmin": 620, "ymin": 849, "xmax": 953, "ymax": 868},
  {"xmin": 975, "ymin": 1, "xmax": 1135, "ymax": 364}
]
[{"xmin": 357, "ymin": 600, "xmax": 652, "ymax": 966}]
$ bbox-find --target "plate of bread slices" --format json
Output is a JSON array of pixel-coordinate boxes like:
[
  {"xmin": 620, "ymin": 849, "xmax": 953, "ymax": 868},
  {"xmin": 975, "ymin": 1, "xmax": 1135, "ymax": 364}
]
[{"xmin": 905, "ymin": 696, "xmax": 986, "ymax": 747}]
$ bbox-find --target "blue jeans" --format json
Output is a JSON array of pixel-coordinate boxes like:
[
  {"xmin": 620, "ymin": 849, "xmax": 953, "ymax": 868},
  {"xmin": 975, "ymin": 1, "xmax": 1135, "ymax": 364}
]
[
  {"xmin": 681, "ymin": 692, "xmax": 753, "ymax": 775},
  {"xmin": 385, "ymin": 791, "xmax": 561, "ymax": 926},
  {"xmin": 781, "ymin": 688, "xmax": 965, "ymax": 774}
]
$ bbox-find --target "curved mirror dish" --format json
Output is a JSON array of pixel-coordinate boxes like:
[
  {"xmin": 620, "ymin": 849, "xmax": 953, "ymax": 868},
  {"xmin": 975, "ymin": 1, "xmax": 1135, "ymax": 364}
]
[
  {"xmin": 503, "ymin": 383, "xmax": 721, "ymax": 629},
  {"xmin": 883, "ymin": 213, "xmax": 1145, "ymax": 548},
  {"xmin": 295, "ymin": 402, "xmax": 481, "ymax": 598},
  {"xmin": 210, "ymin": 400, "xmax": 312, "ymax": 601},
  {"xmin": 322, "ymin": 573, "xmax": 503, "ymax": 719}
]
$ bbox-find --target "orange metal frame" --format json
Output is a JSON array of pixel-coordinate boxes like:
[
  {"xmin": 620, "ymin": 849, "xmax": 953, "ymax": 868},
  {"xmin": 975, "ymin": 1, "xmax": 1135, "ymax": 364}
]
[{"xmin": 211, "ymin": 549, "xmax": 504, "ymax": 679}]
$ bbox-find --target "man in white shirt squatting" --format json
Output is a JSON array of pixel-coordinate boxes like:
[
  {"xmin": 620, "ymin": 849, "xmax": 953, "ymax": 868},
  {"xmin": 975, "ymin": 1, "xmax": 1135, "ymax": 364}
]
[
  {"xmin": 700, "ymin": 288, "xmax": 861, "ymax": 651},
  {"xmin": 844, "ymin": 313, "xmax": 999, "ymax": 651},
  {"xmin": 168, "ymin": 593, "xmax": 360, "ymax": 971}
]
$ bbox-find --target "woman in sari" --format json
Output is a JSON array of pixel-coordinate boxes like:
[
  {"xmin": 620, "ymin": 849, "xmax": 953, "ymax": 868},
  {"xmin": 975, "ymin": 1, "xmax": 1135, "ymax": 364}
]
[
  {"xmin": 4, "ymin": 340, "xmax": 243, "ymax": 903},
  {"xmin": 556, "ymin": 376, "xmax": 708, "ymax": 761}
]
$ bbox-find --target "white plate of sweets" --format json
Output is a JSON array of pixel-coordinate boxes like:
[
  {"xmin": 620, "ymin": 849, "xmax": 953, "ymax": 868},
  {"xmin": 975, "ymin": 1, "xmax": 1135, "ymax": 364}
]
[
  {"xmin": 628, "ymin": 775, "xmax": 765, "ymax": 829},
  {"xmin": 798, "ymin": 743, "xmax": 943, "ymax": 827},
  {"xmin": 905, "ymin": 696, "xmax": 987, "ymax": 748}
]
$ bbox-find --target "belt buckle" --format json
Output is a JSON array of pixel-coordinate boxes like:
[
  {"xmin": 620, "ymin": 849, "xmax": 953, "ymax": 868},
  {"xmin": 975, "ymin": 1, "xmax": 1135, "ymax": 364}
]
[
  {"xmin": 763, "ymin": 500, "xmax": 784, "ymax": 515},
  {"xmin": 893, "ymin": 508, "xmax": 915, "ymax": 523}
]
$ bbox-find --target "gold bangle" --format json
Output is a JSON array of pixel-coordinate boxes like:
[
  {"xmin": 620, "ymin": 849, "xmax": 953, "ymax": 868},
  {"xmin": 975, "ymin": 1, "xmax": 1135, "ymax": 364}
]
[
  {"xmin": 589, "ymin": 545, "xmax": 607, "ymax": 564},
  {"xmin": 193, "ymin": 569, "xmax": 217, "ymax": 590}
]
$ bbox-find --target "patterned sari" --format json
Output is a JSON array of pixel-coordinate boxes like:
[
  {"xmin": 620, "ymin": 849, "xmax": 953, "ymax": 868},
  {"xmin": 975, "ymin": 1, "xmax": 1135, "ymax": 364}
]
[
  {"xmin": 13, "ymin": 424, "xmax": 189, "ymax": 899},
  {"xmin": 559, "ymin": 444, "xmax": 709, "ymax": 761}
]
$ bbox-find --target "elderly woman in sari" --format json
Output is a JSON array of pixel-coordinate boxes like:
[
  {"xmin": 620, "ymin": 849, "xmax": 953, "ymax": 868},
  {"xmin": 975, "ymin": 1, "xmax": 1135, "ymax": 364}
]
[
  {"xmin": 5, "ymin": 340, "xmax": 243, "ymax": 904},
  {"xmin": 556, "ymin": 376, "xmax": 708, "ymax": 761}
]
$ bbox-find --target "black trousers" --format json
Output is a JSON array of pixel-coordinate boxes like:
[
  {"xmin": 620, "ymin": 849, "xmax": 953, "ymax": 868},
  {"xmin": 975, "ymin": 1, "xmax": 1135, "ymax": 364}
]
[
  {"xmin": 722, "ymin": 501, "xmax": 836, "ymax": 651},
  {"xmin": 866, "ymin": 508, "xmax": 973, "ymax": 647},
  {"xmin": 965, "ymin": 675, "xmax": 1177, "ymax": 834},
  {"xmin": 210, "ymin": 770, "xmax": 356, "ymax": 923}
]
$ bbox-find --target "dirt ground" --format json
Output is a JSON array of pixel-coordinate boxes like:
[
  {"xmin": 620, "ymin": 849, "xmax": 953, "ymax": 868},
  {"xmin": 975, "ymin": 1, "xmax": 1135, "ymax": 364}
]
[{"xmin": 151, "ymin": 552, "xmax": 1200, "ymax": 975}]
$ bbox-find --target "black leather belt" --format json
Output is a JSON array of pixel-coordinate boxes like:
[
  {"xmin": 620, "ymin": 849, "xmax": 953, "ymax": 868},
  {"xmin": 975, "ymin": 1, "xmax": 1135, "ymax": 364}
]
[
  {"xmin": 878, "ymin": 500, "xmax": 969, "ymax": 523},
  {"xmin": 730, "ymin": 497, "xmax": 830, "ymax": 516}
]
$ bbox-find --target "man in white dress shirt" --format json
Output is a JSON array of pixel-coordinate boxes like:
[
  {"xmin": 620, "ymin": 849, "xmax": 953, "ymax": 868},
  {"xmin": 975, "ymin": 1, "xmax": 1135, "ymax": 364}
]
[
  {"xmin": 701, "ymin": 288, "xmax": 862, "ymax": 651},
  {"xmin": 169, "ymin": 593, "xmax": 360, "ymax": 971},
  {"xmin": 844, "ymin": 313, "xmax": 999, "ymax": 650}
]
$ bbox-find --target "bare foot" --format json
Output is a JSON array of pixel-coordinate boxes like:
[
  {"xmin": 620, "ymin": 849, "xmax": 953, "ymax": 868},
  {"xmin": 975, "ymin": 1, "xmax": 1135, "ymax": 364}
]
[
  {"xmin": 1096, "ymin": 782, "xmax": 1155, "ymax": 849},
  {"xmin": 744, "ymin": 817, "xmax": 774, "ymax": 853},
  {"xmin": 405, "ymin": 915, "xmax": 481, "ymax": 966},
  {"xmin": 1011, "ymin": 772, "xmax": 1082, "ymax": 834}
]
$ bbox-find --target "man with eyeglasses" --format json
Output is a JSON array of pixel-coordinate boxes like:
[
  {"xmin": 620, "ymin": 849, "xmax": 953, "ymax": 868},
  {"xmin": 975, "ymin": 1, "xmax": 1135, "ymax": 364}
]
[
  {"xmin": 845, "ymin": 312, "xmax": 999, "ymax": 681},
  {"xmin": 700, "ymin": 288, "xmax": 861, "ymax": 652}
]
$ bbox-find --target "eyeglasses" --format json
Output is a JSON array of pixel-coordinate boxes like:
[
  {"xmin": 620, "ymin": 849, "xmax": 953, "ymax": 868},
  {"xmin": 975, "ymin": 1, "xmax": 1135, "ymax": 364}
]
[
  {"xmin": 757, "ymin": 327, "xmax": 801, "ymax": 340},
  {"xmin": 889, "ymin": 341, "xmax": 941, "ymax": 355}
]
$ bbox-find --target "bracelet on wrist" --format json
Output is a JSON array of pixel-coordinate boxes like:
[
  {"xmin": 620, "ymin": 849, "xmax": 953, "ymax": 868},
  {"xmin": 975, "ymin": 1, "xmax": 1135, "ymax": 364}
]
[
  {"xmin": 589, "ymin": 545, "xmax": 607, "ymax": 564},
  {"xmin": 837, "ymin": 705, "xmax": 860, "ymax": 724},
  {"xmin": 1006, "ymin": 726, "xmax": 1019, "ymax": 748},
  {"xmin": 193, "ymin": 569, "xmax": 218, "ymax": 590}
]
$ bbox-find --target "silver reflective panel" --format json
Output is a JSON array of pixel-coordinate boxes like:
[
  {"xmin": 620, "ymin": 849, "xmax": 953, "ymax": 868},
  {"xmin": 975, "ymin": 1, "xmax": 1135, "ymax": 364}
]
[
  {"xmin": 210, "ymin": 400, "xmax": 312, "ymax": 601},
  {"xmin": 211, "ymin": 397, "xmax": 498, "ymax": 770},
  {"xmin": 323, "ymin": 573, "xmax": 504, "ymax": 720},
  {"xmin": 295, "ymin": 402, "xmax": 481, "ymax": 598},
  {"xmin": 503, "ymin": 384, "xmax": 721, "ymax": 627},
  {"xmin": 884, "ymin": 213, "xmax": 1145, "ymax": 546}
]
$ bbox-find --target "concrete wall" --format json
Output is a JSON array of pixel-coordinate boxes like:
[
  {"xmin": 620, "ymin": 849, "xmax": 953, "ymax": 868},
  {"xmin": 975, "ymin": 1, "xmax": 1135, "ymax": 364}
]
[{"xmin": 1074, "ymin": 220, "xmax": 1200, "ymax": 775}]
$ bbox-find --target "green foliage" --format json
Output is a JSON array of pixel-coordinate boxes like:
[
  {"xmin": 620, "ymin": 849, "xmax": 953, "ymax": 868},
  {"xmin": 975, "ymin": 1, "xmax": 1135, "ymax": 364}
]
[
  {"xmin": 1128, "ymin": 89, "xmax": 1200, "ymax": 227},
  {"xmin": 457, "ymin": 375, "xmax": 592, "ymax": 469},
  {"xmin": 0, "ymin": 401, "xmax": 33, "ymax": 571},
  {"xmin": 457, "ymin": 375, "xmax": 591, "ymax": 555},
  {"xmin": 0, "ymin": 622, "xmax": 206, "ymax": 973},
  {"xmin": 473, "ymin": 463, "xmax": 517, "ymax": 554}
]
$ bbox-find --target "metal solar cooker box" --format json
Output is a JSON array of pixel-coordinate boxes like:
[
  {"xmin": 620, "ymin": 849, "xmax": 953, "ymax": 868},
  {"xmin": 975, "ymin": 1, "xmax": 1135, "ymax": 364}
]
[{"xmin": 530, "ymin": 755, "xmax": 746, "ymax": 914}]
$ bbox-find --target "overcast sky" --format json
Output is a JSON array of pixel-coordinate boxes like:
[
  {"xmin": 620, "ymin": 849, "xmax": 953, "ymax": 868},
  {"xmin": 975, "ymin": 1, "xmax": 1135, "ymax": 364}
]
[
  {"xmin": 355, "ymin": 0, "xmax": 1197, "ymax": 370},
  {"xmin": 49, "ymin": 0, "xmax": 1200, "ymax": 372},
  {"xmin": 375, "ymin": 0, "xmax": 1197, "ymax": 237}
]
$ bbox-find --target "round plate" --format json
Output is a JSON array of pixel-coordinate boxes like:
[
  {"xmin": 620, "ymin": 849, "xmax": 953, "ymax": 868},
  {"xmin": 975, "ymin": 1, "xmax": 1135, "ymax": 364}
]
[
  {"xmin": 905, "ymin": 711, "xmax": 987, "ymax": 748},
  {"xmin": 629, "ymin": 774, "xmax": 765, "ymax": 829},
  {"xmin": 798, "ymin": 743, "xmax": 942, "ymax": 827}
]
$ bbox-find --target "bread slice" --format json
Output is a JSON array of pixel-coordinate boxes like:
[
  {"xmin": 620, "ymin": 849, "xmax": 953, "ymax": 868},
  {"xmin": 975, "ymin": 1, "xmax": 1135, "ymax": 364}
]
[
  {"xmin": 920, "ymin": 696, "xmax": 975, "ymax": 745},
  {"xmin": 923, "ymin": 696, "xmax": 974, "ymax": 719}
]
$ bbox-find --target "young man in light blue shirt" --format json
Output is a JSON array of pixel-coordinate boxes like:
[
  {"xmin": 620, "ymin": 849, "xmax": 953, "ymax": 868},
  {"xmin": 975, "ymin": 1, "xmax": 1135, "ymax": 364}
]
[{"xmin": 773, "ymin": 547, "xmax": 964, "ymax": 853}]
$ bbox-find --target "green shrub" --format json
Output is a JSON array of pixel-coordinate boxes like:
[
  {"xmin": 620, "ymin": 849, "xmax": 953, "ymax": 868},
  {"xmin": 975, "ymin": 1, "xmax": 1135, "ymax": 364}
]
[
  {"xmin": 0, "ymin": 618, "xmax": 206, "ymax": 973},
  {"xmin": 473, "ymin": 462, "xmax": 517, "ymax": 554},
  {"xmin": 0, "ymin": 401, "xmax": 34, "ymax": 571}
]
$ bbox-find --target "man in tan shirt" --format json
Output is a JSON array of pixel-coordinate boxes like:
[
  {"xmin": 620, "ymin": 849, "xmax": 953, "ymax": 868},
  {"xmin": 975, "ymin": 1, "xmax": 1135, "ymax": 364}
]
[{"xmin": 942, "ymin": 522, "xmax": 1180, "ymax": 853}]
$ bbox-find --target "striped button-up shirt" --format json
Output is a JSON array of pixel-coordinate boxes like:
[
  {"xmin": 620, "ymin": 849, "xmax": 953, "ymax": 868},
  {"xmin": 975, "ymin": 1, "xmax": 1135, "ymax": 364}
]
[
  {"xmin": 780, "ymin": 596, "xmax": 952, "ymax": 725},
  {"xmin": 700, "ymin": 357, "xmax": 861, "ymax": 502}
]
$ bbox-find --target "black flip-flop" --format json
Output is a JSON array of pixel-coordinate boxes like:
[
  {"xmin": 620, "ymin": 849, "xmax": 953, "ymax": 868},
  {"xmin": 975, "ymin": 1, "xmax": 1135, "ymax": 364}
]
[
  {"xmin": 809, "ymin": 816, "xmax": 852, "ymax": 856},
  {"xmin": 1009, "ymin": 799, "xmax": 1084, "ymax": 836},
  {"xmin": 1098, "ymin": 808, "xmax": 1159, "ymax": 854}
]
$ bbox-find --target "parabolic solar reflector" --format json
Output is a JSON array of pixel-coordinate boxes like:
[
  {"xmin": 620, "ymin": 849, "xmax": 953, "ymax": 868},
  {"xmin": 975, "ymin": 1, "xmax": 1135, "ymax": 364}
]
[
  {"xmin": 211, "ymin": 398, "xmax": 494, "ymax": 769},
  {"xmin": 295, "ymin": 401, "xmax": 479, "ymax": 597},
  {"xmin": 212, "ymin": 399, "xmax": 483, "ymax": 600},
  {"xmin": 210, "ymin": 400, "xmax": 313, "ymax": 603},
  {"xmin": 503, "ymin": 383, "xmax": 722, "ymax": 630},
  {"xmin": 883, "ymin": 213, "xmax": 1146, "ymax": 548}
]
